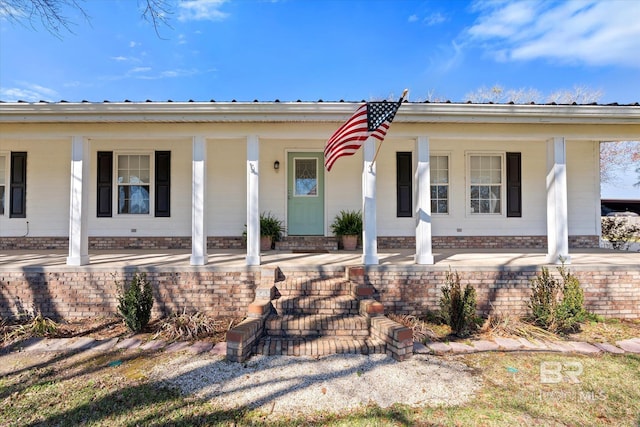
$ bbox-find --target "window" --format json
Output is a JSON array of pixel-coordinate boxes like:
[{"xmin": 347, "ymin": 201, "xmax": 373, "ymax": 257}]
[
  {"xmin": 0, "ymin": 155, "xmax": 5, "ymax": 215},
  {"xmin": 396, "ymin": 152, "xmax": 412, "ymax": 217},
  {"xmin": 430, "ymin": 155, "xmax": 449, "ymax": 214},
  {"xmin": 469, "ymin": 154, "xmax": 502, "ymax": 214},
  {"xmin": 117, "ymin": 154, "xmax": 150, "ymax": 214},
  {"xmin": 97, "ymin": 151, "xmax": 170, "ymax": 217}
]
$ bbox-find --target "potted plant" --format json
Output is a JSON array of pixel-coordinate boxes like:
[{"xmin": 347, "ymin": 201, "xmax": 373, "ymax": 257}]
[
  {"xmin": 330, "ymin": 210, "xmax": 362, "ymax": 250},
  {"xmin": 259, "ymin": 212, "xmax": 285, "ymax": 250}
]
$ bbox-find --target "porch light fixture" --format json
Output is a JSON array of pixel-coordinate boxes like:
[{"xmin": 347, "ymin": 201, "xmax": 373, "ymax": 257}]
[{"xmin": 274, "ymin": 160, "xmax": 280, "ymax": 170}]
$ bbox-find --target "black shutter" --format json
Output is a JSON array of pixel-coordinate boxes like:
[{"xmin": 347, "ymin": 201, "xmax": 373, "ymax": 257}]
[
  {"xmin": 97, "ymin": 151, "xmax": 113, "ymax": 217},
  {"xmin": 155, "ymin": 151, "xmax": 171, "ymax": 217},
  {"xmin": 10, "ymin": 152, "xmax": 27, "ymax": 218},
  {"xmin": 506, "ymin": 152, "xmax": 522, "ymax": 217},
  {"xmin": 396, "ymin": 152, "xmax": 412, "ymax": 217}
]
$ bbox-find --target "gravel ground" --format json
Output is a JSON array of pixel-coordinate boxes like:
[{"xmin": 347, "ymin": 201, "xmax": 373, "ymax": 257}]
[{"xmin": 150, "ymin": 353, "xmax": 480, "ymax": 416}]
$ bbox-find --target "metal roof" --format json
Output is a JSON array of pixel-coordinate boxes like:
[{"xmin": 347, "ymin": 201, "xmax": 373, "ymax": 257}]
[{"xmin": 1, "ymin": 99, "xmax": 639, "ymax": 125}]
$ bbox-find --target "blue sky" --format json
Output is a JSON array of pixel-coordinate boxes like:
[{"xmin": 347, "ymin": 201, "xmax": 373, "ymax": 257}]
[
  {"xmin": 0, "ymin": 0, "xmax": 638, "ymax": 197},
  {"xmin": 1, "ymin": 0, "xmax": 639, "ymax": 103}
]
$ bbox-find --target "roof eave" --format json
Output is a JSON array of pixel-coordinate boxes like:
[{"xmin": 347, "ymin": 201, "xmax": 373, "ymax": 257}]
[{"xmin": 0, "ymin": 101, "xmax": 638, "ymax": 125}]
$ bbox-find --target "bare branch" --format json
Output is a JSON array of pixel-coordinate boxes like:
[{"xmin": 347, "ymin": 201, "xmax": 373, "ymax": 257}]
[
  {"xmin": 139, "ymin": 0, "xmax": 173, "ymax": 38},
  {"xmin": 1, "ymin": 0, "xmax": 174, "ymax": 37}
]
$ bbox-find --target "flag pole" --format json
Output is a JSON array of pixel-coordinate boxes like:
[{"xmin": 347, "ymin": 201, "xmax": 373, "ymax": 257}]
[{"xmin": 370, "ymin": 88, "xmax": 408, "ymax": 169}]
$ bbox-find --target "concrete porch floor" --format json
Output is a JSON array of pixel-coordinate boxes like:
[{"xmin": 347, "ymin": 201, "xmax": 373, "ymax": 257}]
[{"xmin": 0, "ymin": 248, "xmax": 638, "ymax": 271}]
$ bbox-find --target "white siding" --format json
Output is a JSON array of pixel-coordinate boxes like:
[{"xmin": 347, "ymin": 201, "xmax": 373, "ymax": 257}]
[
  {"xmin": 567, "ymin": 140, "xmax": 600, "ymax": 235},
  {"xmin": 0, "ymin": 138, "xmax": 69, "ymax": 237},
  {"xmin": 208, "ymin": 139, "xmax": 246, "ymax": 236}
]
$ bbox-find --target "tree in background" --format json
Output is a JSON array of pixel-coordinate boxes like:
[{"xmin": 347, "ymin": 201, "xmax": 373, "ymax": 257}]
[
  {"xmin": 463, "ymin": 84, "xmax": 604, "ymax": 105},
  {"xmin": 462, "ymin": 85, "xmax": 639, "ymax": 189},
  {"xmin": 0, "ymin": 0, "xmax": 172, "ymax": 36},
  {"xmin": 600, "ymin": 141, "xmax": 640, "ymax": 185}
]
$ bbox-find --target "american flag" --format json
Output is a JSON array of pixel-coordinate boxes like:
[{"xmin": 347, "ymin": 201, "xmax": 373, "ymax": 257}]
[{"xmin": 324, "ymin": 100, "xmax": 402, "ymax": 171}]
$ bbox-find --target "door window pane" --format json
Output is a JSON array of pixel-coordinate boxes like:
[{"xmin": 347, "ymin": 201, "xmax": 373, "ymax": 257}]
[{"xmin": 294, "ymin": 158, "xmax": 317, "ymax": 196}]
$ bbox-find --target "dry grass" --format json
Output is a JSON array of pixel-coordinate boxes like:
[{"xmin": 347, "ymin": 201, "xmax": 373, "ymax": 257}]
[
  {"xmin": 387, "ymin": 313, "xmax": 438, "ymax": 343},
  {"xmin": 1, "ymin": 313, "xmax": 59, "ymax": 344},
  {"xmin": 153, "ymin": 310, "xmax": 239, "ymax": 342}
]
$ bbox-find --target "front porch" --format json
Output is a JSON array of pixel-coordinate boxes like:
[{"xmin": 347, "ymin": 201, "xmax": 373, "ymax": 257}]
[{"xmin": 0, "ymin": 247, "xmax": 637, "ymax": 270}]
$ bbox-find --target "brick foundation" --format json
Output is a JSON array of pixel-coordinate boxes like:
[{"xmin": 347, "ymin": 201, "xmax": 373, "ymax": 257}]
[
  {"xmin": 347, "ymin": 266, "xmax": 640, "ymax": 319},
  {"xmin": 1, "ymin": 264, "xmax": 637, "ymax": 322},
  {"xmin": 0, "ymin": 234, "xmax": 600, "ymax": 250},
  {"xmin": 0, "ymin": 270, "xmax": 258, "ymax": 320}
]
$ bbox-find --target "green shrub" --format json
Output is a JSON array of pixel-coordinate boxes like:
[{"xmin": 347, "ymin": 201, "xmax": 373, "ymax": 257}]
[
  {"xmin": 528, "ymin": 265, "xmax": 586, "ymax": 333},
  {"xmin": 117, "ymin": 272, "xmax": 154, "ymax": 333},
  {"xmin": 439, "ymin": 270, "xmax": 477, "ymax": 337}
]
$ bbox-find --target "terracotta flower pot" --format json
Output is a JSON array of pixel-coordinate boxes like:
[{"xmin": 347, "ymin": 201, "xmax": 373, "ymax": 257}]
[
  {"xmin": 260, "ymin": 235, "xmax": 273, "ymax": 251},
  {"xmin": 341, "ymin": 234, "xmax": 358, "ymax": 251}
]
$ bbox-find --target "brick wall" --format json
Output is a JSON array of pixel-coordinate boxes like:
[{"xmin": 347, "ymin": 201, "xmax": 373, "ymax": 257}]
[
  {"xmin": 347, "ymin": 267, "xmax": 640, "ymax": 319},
  {"xmin": 1, "ymin": 265, "xmax": 637, "ymax": 321},
  {"xmin": 1, "ymin": 234, "xmax": 600, "ymax": 250},
  {"xmin": 0, "ymin": 237, "xmax": 246, "ymax": 251},
  {"xmin": 0, "ymin": 270, "xmax": 258, "ymax": 321}
]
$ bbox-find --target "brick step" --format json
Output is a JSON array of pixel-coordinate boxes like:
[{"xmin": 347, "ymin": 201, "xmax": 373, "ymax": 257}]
[
  {"xmin": 275, "ymin": 236, "xmax": 338, "ymax": 251},
  {"xmin": 275, "ymin": 277, "xmax": 355, "ymax": 297},
  {"xmin": 273, "ymin": 294, "xmax": 359, "ymax": 316},
  {"xmin": 253, "ymin": 336, "xmax": 386, "ymax": 357},
  {"xmin": 265, "ymin": 314, "xmax": 370, "ymax": 337}
]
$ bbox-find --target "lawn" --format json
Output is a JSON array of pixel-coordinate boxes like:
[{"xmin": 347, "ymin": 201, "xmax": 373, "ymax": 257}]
[{"xmin": 1, "ymin": 341, "xmax": 639, "ymax": 426}]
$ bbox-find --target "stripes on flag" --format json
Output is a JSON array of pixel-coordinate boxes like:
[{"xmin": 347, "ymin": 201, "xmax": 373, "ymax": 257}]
[{"xmin": 324, "ymin": 101, "xmax": 400, "ymax": 171}]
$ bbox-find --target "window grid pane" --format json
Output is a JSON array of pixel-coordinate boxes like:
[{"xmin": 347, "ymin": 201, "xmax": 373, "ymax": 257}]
[
  {"xmin": 430, "ymin": 155, "xmax": 449, "ymax": 214},
  {"xmin": 117, "ymin": 154, "xmax": 151, "ymax": 214},
  {"xmin": 469, "ymin": 155, "xmax": 502, "ymax": 214}
]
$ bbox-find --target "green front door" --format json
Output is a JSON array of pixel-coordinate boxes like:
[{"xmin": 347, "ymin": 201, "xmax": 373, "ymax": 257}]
[{"xmin": 287, "ymin": 152, "xmax": 324, "ymax": 235}]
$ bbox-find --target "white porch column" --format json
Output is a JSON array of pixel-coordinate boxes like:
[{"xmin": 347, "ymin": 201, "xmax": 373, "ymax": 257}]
[
  {"xmin": 362, "ymin": 137, "xmax": 379, "ymax": 265},
  {"xmin": 190, "ymin": 136, "xmax": 208, "ymax": 266},
  {"xmin": 246, "ymin": 135, "xmax": 261, "ymax": 266},
  {"xmin": 546, "ymin": 137, "xmax": 571, "ymax": 264},
  {"xmin": 415, "ymin": 136, "xmax": 434, "ymax": 264},
  {"xmin": 66, "ymin": 136, "xmax": 90, "ymax": 266}
]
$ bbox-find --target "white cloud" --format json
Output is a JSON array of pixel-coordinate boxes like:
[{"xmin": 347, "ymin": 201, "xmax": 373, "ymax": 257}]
[
  {"xmin": 408, "ymin": 11, "xmax": 447, "ymax": 25},
  {"xmin": 467, "ymin": 0, "xmax": 640, "ymax": 68},
  {"xmin": 178, "ymin": 0, "xmax": 229, "ymax": 22},
  {"xmin": 0, "ymin": 82, "xmax": 58, "ymax": 102},
  {"xmin": 424, "ymin": 12, "xmax": 447, "ymax": 26},
  {"xmin": 130, "ymin": 67, "xmax": 152, "ymax": 73}
]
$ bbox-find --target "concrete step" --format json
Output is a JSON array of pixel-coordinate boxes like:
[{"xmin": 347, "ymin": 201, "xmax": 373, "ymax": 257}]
[
  {"xmin": 253, "ymin": 336, "xmax": 386, "ymax": 357},
  {"xmin": 273, "ymin": 294, "xmax": 359, "ymax": 316},
  {"xmin": 264, "ymin": 314, "xmax": 370, "ymax": 337}
]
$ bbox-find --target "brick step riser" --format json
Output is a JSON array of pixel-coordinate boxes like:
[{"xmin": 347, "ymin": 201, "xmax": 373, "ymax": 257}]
[
  {"xmin": 276, "ymin": 283, "xmax": 355, "ymax": 293},
  {"xmin": 273, "ymin": 299, "xmax": 359, "ymax": 315},
  {"xmin": 265, "ymin": 315, "xmax": 370, "ymax": 336},
  {"xmin": 254, "ymin": 337, "xmax": 386, "ymax": 357},
  {"xmin": 274, "ymin": 308, "xmax": 360, "ymax": 316}
]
